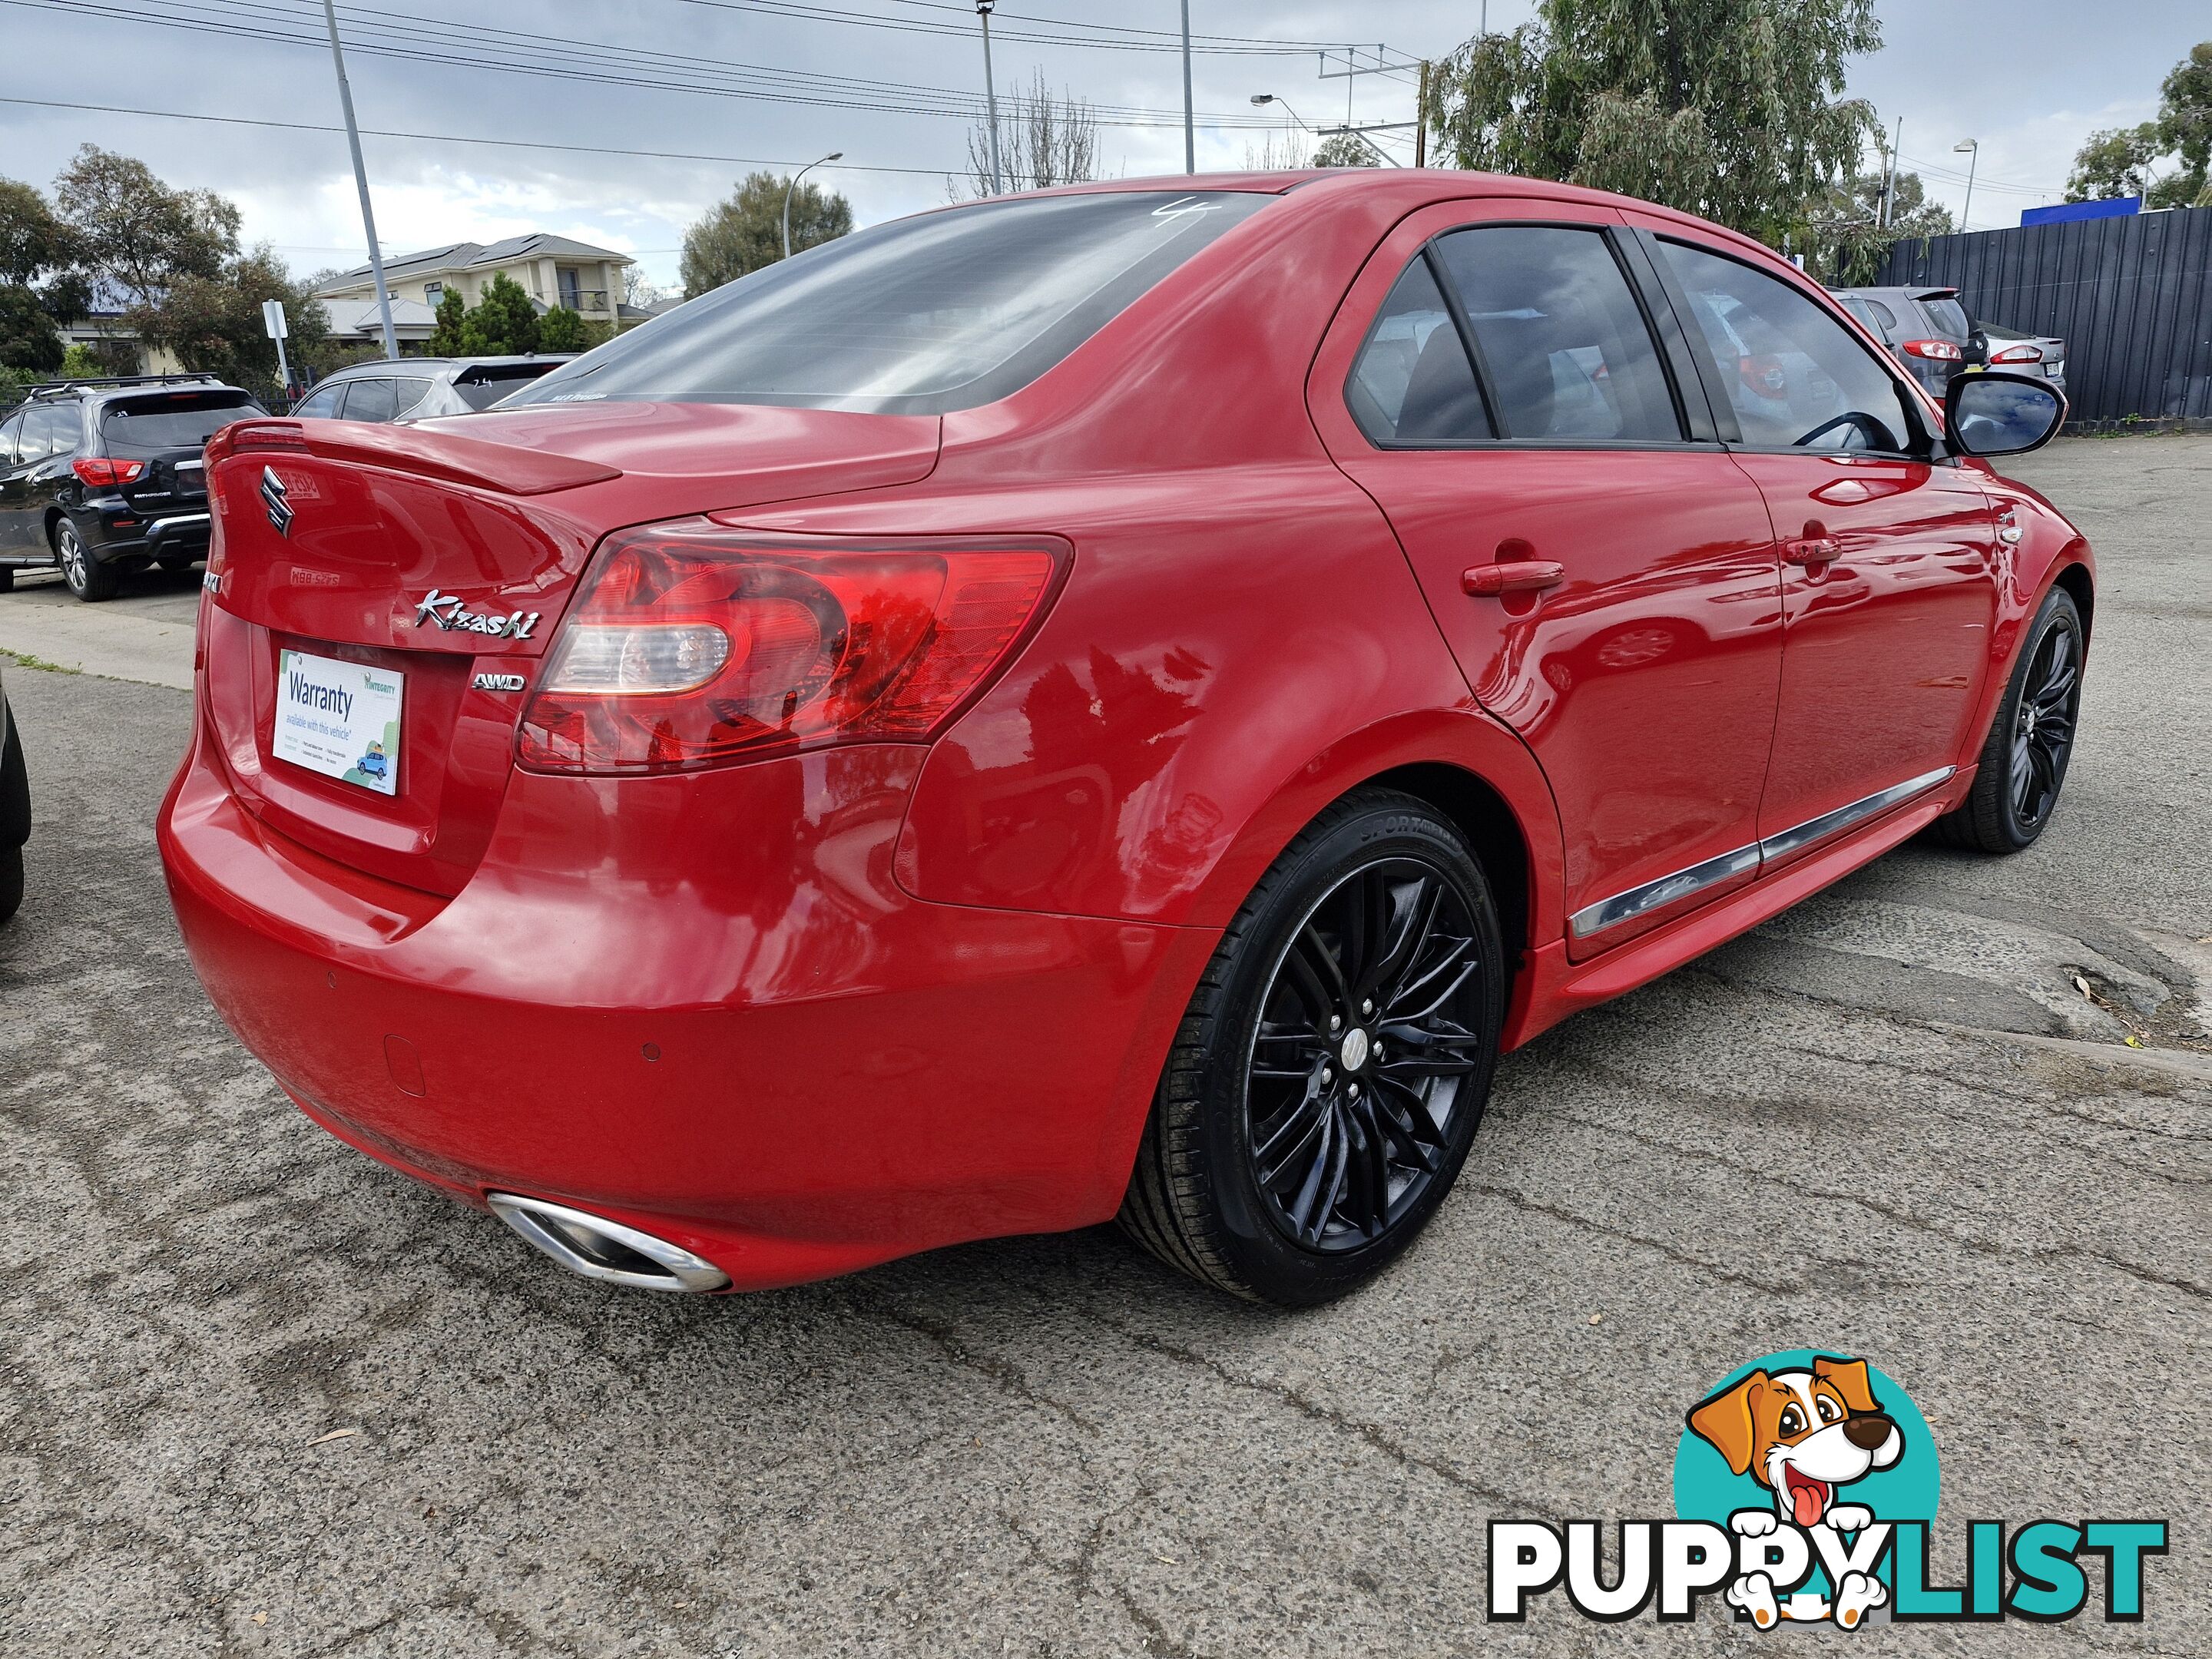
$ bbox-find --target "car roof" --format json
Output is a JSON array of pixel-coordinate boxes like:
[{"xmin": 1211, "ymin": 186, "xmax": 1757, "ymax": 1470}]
[{"xmin": 315, "ymin": 355, "xmax": 574, "ymax": 379}]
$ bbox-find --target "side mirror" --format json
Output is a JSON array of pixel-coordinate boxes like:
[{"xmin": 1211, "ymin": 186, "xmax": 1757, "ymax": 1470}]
[{"xmin": 1945, "ymin": 369, "xmax": 2065, "ymax": 458}]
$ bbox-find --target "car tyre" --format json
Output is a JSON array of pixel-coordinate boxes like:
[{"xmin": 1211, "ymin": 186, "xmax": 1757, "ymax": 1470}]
[
  {"xmin": 1932, "ymin": 585, "xmax": 2085, "ymax": 854},
  {"xmin": 54, "ymin": 517, "xmax": 117, "ymax": 603},
  {"xmin": 1118, "ymin": 788, "xmax": 1505, "ymax": 1306}
]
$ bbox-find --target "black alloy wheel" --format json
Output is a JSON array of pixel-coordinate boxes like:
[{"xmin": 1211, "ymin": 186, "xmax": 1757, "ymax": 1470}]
[
  {"xmin": 1120, "ymin": 789, "xmax": 1505, "ymax": 1306},
  {"xmin": 1933, "ymin": 584, "xmax": 2085, "ymax": 853},
  {"xmin": 2008, "ymin": 614, "xmax": 2081, "ymax": 832},
  {"xmin": 54, "ymin": 518, "xmax": 116, "ymax": 603},
  {"xmin": 1247, "ymin": 858, "xmax": 1486, "ymax": 1252}
]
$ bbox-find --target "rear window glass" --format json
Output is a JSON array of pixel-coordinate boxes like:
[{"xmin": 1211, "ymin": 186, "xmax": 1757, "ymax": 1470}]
[
  {"xmin": 455, "ymin": 365, "xmax": 558, "ymax": 410},
  {"xmin": 101, "ymin": 392, "xmax": 262, "ymax": 455},
  {"xmin": 1919, "ymin": 297, "xmax": 1971, "ymax": 340},
  {"xmin": 505, "ymin": 190, "xmax": 1273, "ymax": 416}
]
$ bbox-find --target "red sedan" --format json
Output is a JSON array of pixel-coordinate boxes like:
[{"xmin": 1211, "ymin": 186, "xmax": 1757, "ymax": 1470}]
[{"xmin": 160, "ymin": 172, "xmax": 2085, "ymax": 1306}]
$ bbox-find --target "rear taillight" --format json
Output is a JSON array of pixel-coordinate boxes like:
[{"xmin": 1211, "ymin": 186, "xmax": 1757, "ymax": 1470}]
[
  {"xmin": 1988, "ymin": 344, "xmax": 2043, "ymax": 364},
  {"xmin": 518, "ymin": 524, "xmax": 1062, "ymax": 773},
  {"xmin": 1899, "ymin": 339, "xmax": 1963, "ymax": 362},
  {"xmin": 71, "ymin": 457, "xmax": 146, "ymax": 486}
]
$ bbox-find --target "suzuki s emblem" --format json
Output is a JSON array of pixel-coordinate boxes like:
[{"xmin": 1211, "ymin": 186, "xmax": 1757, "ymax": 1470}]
[
  {"xmin": 260, "ymin": 466, "xmax": 293, "ymax": 536},
  {"xmin": 412, "ymin": 588, "xmax": 540, "ymax": 641}
]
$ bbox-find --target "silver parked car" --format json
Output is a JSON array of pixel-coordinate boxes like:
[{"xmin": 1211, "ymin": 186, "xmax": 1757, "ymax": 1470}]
[
  {"xmin": 285, "ymin": 355, "xmax": 575, "ymax": 424},
  {"xmin": 1978, "ymin": 320, "xmax": 2068, "ymax": 394}
]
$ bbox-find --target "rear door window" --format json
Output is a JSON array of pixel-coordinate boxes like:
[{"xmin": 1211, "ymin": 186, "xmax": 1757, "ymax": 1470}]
[
  {"xmin": 1659, "ymin": 241, "xmax": 1918, "ymax": 454},
  {"xmin": 101, "ymin": 393, "xmax": 260, "ymax": 455},
  {"xmin": 22, "ymin": 404, "xmax": 75, "ymax": 461},
  {"xmin": 1431, "ymin": 226, "xmax": 1681, "ymax": 442},
  {"xmin": 339, "ymin": 379, "xmax": 399, "ymax": 423},
  {"xmin": 1346, "ymin": 256, "xmax": 1490, "ymax": 443}
]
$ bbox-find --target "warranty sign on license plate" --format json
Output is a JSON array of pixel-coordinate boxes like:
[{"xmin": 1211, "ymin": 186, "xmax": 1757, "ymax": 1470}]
[{"xmin": 273, "ymin": 648, "xmax": 403, "ymax": 796}]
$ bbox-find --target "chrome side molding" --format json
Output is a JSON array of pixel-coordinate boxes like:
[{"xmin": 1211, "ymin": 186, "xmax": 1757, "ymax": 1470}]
[
  {"xmin": 1569, "ymin": 766, "xmax": 1956, "ymax": 941},
  {"xmin": 1756, "ymin": 767, "xmax": 1955, "ymax": 863},
  {"xmin": 1568, "ymin": 844, "xmax": 1760, "ymax": 939}
]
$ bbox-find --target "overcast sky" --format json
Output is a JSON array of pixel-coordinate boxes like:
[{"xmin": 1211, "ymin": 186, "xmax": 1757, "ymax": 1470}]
[{"xmin": 0, "ymin": 0, "xmax": 2201, "ymax": 293}]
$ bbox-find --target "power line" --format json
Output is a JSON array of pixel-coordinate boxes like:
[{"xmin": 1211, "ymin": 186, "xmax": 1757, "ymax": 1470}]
[
  {"xmin": 12, "ymin": 0, "xmax": 1296, "ymax": 128},
  {"xmin": 1899, "ymin": 151, "xmax": 2058, "ymax": 198},
  {"xmin": 0, "ymin": 94, "xmax": 969, "ymax": 175},
  {"xmin": 665, "ymin": 0, "xmax": 1369, "ymax": 55}
]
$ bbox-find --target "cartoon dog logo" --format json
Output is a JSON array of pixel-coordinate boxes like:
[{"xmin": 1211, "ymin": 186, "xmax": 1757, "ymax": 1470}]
[{"xmin": 1687, "ymin": 1356, "xmax": 1903, "ymax": 1628}]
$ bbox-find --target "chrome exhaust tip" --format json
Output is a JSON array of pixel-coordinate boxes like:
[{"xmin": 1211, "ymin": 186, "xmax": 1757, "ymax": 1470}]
[{"xmin": 487, "ymin": 1194, "xmax": 730, "ymax": 1293}]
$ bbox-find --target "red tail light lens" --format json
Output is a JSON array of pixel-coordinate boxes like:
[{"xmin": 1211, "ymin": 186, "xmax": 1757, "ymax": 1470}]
[
  {"xmin": 71, "ymin": 457, "xmax": 146, "ymax": 486},
  {"xmin": 1899, "ymin": 338, "xmax": 1963, "ymax": 362},
  {"xmin": 519, "ymin": 524, "xmax": 1062, "ymax": 773},
  {"xmin": 1988, "ymin": 343, "xmax": 2042, "ymax": 364}
]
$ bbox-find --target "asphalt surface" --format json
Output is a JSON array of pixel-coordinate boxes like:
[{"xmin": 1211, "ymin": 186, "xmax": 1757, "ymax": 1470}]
[{"xmin": 2, "ymin": 435, "xmax": 2207, "ymax": 1656}]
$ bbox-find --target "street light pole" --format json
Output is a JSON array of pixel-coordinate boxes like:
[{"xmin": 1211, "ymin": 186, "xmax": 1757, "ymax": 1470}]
[
  {"xmin": 320, "ymin": 0, "xmax": 397, "ymax": 362},
  {"xmin": 1955, "ymin": 138, "xmax": 1979, "ymax": 232},
  {"xmin": 1181, "ymin": 0, "xmax": 1195, "ymax": 174},
  {"xmin": 976, "ymin": 1, "xmax": 1004, "ymax": 195},
  {"xmin": 1250, "ymin": 92, "xmax": 1310, "ymax": 161},
  {"xmin": 782, "ymin": 151, "xmax": 843, "ymax": 260}
]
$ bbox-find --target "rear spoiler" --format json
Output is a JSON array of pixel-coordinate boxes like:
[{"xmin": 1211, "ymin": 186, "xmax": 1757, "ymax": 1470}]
[
  {"xmin": 1909, "ymin": 286, "xmax": 1961, "ymax": 302},
  {"xmin": 207, "ymin": 418, "xmax": 621, "ymax": 496}
]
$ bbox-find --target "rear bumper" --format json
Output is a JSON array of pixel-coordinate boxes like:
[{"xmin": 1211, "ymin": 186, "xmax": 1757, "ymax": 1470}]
[
  {"xmin": 157, "ymin": 716, "xmax": 1214, "ymax": 1291},
  {"xmin": 86, "ymin": 507, "xmax": 211, "ymax": 564}
]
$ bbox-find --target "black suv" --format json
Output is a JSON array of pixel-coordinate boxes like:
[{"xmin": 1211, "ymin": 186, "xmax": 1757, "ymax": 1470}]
[{"xmin": 0, "ymin": 376, "xmax": 267, "ymax": 601}]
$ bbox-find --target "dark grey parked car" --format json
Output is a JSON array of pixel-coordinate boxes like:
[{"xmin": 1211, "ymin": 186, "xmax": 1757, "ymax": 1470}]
[
  {"xmin": 1830, "ymin": 285, "xmax": 1980, "ymax": 396},
  {"xmin": 287, "ymin": 355, "xmax": 575, "ymax": 424},
  {"xmin": 1, "ymin": 658, "xmax": 27, "ymax": 925}
]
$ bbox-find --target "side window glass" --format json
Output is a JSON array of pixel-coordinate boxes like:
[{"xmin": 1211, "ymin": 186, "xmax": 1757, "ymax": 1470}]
[
  {"xmin": 341, "ymin": 379, "xmax": 399, "ymax": 424},
  {"xmin": 1432, "ymin": 226, "xmax": 1680, "ymax": 442},
  {"xmin": 1346, "ymin": 256, "xmax": 1490, "ymax": 444},
  {"xmin": 0, "ymin": 413, "xmax": 22, "ymax": 466},
  {"xmin": 1867, "ymin": 298, "xmax": 1899, "ymax": 337},
  {"xmin": 1660, "ymin": 241, "xmax": 1916, "ymax": 454},
  {"xmin": 40, "ymin": 405, "xmax": 80, "ymax": 459},
  {"xmin": 392, "ymin": 377, "xmax": 435, "ymax": 418},
  {"xmin": 18, "ymin": 406, "xmax": 64, "ymax": 462},
  {"xmin": 292, "ymin": 384, "xmax": 343, "ymax": 419}
]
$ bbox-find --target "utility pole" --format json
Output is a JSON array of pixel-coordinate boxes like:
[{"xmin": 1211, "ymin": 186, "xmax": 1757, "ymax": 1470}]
[
  {"xmin": 320, "ymin": 0, "xmax": 397, "ymax": 362},
  {"xmin": 1414, "ymin": 61, "xmax": 1429, "ymax": 167},
  {"xmin": 1881, "ymin": 117, "xmax": 1902, "ymax": 228},
  {"xmin": 1181, "ymin": 0, "xmax": 1195, "ymax": 174},
  {"xmin": 976, "ymin": 2, "xmax": 1004, "ymax": 195}
]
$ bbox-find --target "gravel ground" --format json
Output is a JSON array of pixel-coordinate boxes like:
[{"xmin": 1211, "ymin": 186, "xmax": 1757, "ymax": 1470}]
[{"xmin": 1, "ymin": 435, "xmax": 2205, "ymax": 1656}]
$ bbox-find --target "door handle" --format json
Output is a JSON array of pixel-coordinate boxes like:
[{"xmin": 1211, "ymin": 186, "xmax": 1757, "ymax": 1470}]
[
  {"xmin": 1462, "ymin": 560, "xmax": 1565, "ymax": 597},
  {"xmin": 1783, "ymin": 537, "xmax": 1842, "ymax": 566}
]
